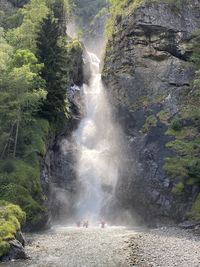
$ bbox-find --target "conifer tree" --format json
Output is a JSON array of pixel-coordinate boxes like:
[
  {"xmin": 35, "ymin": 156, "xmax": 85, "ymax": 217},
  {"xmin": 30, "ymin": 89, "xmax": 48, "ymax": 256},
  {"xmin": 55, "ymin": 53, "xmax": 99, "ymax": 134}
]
[{"xmin": 37, "ymin": 12, "xmax": 69, "ymax": 129}]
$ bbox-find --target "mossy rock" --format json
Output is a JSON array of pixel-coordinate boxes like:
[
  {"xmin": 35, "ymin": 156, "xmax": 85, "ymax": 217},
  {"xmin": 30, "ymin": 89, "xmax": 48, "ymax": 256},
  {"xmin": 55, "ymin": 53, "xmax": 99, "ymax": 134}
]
[
  {"xmin": 172, "ymin": 182, "xmax": 184, "ymax": 196},
  {"xmin": 188, "ymin": 194, "xmax": 200, "ymax": 221},
  {"xmin": 0, "ymin": 240, "xmax": 10, "ymax": 258},
  {"xmin": 0, "ymin": 201, "xmax": 25, "ymax": 258},
  {"xmin": 0, "ymin": 158, "xmax": 46, "ymax": 227}
]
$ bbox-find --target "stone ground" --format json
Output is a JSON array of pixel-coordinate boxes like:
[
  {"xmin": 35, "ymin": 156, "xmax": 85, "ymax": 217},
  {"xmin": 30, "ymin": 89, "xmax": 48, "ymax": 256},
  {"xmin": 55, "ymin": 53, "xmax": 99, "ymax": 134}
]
[
  {"xmin": 130, "ymin": 227, "xmax": 200, "ymax": 267},
  {"xmin": 1, "ymin": 226, "xmax": 200, "ymax": 267},
  {"xmin": 1, "ymin": 226, "xmax": 136, "ymax": 267}
]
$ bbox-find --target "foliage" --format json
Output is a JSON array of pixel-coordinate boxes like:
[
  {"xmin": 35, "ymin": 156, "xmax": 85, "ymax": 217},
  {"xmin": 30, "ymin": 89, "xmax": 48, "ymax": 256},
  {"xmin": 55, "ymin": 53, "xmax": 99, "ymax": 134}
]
[
  {"xmin": 6, "ymin": 0, "xmax": 49, "ymax": 53},
  {"xmin": 37, "ymin": 13, "xmax": 82, "ymax": 129},
  {"xmin": 0, "ymin": 201, "xmax": 25, "ymax": 258},
  {"xmin": 106, "ymin": 0, "xmax": 143, "ymax": 38},
  {"xmin": 0, "ymin": 158, "xmax": 45, "ymax": 225},
  {"xmin": 8, "ymin": 0, "xmax": 30, "ymax": 8},
  {"xmin": 188, "ymin": 193, "xmax": 200, "ymax": 221},
  {"xmin": 143, "ymin": 115, "xmax": 157, "ymax": 133},
  {"xmin": 0, "ymin": 0, "xmax": 83, "ymax": 234},
  {"xmin": 172, "ymin": 182, "xmax": 184, "ymax": 196},
  {"xmin": 71, "ymin": 0, "xmax": 108, "ymax": 30},
  {"xmin": 106, "ymin": 0, "xmax": 184, "ymax": 38},
  {"xmin": 157, "ymin": 110, "xmax": 170, "ymax": 124},
  {"xmin": 0, "ymin": 45, "xmax": 46, "ymax": 159},
  {"xmin": 164, "ymin": 29, "xmax": 200, "ymax": 187}
]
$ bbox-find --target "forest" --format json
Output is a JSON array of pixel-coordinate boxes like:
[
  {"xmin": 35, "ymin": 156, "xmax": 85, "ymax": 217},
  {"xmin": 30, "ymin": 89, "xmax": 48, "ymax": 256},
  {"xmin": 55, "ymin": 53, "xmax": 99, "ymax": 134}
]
[
  {"xmin": 0, "ymin": 0, "xmax": 83, "ymax": 256},
  {"xmin": 0, "ymin": 0, "xmax": 200, "ymax": 265}
]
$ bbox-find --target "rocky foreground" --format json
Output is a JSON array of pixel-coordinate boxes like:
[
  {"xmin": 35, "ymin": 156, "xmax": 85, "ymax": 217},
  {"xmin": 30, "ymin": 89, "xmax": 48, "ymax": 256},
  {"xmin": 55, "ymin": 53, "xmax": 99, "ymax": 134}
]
[
  {"xmin": 2, "ymin": 226, "xmax": 200, "ymax": 267},
  {"xmin": 130, "ymin": 226, "xmax": 200, "ymax": 267}
]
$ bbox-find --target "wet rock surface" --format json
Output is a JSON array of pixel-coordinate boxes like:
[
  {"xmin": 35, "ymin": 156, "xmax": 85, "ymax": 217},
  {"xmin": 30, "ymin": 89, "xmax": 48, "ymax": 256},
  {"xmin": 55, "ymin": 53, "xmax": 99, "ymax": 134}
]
[
  {"xmin": 40, "ymin": 45, "xmax": 85, "ymax": 226},
  {"xmin": 40, "ymin": 107, "xmax": 82, "ymax": 224},
  {"xmin": 102, "ymin": 0, "xmax": 200, "ymax": 222}
]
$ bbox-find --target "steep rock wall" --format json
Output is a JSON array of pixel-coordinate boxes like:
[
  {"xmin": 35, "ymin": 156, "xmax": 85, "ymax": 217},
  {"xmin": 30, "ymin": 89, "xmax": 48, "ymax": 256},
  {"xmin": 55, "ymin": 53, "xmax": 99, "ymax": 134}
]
[
  {"xmin": 102, "ymin": 0, "xmax": 200, "ymax": 224},
  {"xmin": 40, "ymin": 45, "xmax": 85, "ymax": 224}
]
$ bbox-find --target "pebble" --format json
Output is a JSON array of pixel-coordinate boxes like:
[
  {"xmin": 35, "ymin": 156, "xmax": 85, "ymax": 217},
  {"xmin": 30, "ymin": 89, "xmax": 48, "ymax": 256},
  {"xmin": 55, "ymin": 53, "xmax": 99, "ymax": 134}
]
[{"xmin": 130, "ymin": 227, "xmax": 200, "ymax": 267}]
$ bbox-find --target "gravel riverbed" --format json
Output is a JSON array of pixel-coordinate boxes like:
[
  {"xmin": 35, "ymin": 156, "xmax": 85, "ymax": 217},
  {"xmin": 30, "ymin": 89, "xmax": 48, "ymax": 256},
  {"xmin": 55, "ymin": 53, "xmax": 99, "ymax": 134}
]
[
  {"xmin": 1, "ymin": 226, "xmax": 200, "ymax": 267},
  {"xmin": 1, "ymin": 226, "xmax": 136, "ymax": 267},
  {"xmin": 131, "ymin": 227, "xmax": 200, "ymax": 267}
]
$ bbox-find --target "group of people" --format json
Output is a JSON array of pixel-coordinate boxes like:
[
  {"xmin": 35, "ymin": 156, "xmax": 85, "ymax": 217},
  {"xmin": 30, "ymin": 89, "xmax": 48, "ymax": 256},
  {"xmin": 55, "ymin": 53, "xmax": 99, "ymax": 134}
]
[
  {"xmin": 76, "ymin": 220, "xmax": 89, "ymax": 228},
  {"xmin": 76, "ymin": 220, "xmax": 106, "ymax": 229}
]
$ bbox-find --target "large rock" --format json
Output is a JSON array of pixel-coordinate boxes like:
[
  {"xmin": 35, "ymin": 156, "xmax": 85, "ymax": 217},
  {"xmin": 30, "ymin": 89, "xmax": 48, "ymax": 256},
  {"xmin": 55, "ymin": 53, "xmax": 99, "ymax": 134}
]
[
  {"xmin": 102, "ymin": 0, "xmax": 200, "ymax": 224},
  {"xmin": 1, "ymin": 239, "xmax": 27, "ymax": 262}
]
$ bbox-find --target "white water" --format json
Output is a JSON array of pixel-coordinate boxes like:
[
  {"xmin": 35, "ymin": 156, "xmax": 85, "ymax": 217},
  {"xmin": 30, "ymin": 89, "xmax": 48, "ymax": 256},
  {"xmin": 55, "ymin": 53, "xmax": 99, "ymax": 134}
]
[{"xmin": 73, "ymin": 52, "xmax": 121, "ymax": 222}]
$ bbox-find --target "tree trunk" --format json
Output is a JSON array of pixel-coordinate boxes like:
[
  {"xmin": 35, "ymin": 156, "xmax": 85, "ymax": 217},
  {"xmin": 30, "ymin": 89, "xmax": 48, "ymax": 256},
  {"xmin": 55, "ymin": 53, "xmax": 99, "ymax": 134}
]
[{"xmin": 13, "ymin": 110, "xmax": 20, "ymax": 158}]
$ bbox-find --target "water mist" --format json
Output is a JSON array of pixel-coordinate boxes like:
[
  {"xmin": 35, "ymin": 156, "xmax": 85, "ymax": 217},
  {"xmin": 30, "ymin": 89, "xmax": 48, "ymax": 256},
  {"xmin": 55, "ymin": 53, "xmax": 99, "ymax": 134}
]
[{"xmin": 73, "ymin": 52, "xmax": 123, "ymax": 223}]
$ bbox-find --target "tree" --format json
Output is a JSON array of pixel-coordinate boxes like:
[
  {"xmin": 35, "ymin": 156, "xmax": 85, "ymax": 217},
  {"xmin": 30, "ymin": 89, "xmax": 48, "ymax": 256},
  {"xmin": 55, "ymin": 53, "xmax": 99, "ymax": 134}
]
[
  {"xmin": 0, "ymin": 49, "xmax": 46, "ymax": 158},
  {"xmin": 37, "ymin": 13, "xmax": 70, "ymax": 128},
  {"xmin": 6, "ymin": 0, "xmax": 49, "ymax": 52}
]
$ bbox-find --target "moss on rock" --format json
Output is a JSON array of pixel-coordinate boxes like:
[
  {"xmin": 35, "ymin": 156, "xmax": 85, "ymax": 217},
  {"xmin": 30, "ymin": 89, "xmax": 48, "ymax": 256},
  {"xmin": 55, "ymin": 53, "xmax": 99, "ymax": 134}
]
[
  {"xmin": 143, "ymin": 115, "xmax": 158, "ymax": 133},
  {"xmin": 172, "ymin": 182, "xmax": 184, "ymax": 196},
  {"xmin": 188, "ymin": 194, "xmax": 200, "ymax": 221},
  {"xmin": 0, "ymin": 201, "xmax": 25, "ymax": 258}
]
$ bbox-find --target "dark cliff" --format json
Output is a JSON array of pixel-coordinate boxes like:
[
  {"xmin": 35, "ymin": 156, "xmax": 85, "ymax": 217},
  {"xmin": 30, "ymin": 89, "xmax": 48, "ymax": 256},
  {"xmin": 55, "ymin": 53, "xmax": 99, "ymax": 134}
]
[{"xmin": 102, "ymin": 0, "xmax": 200, "ymax": 224}]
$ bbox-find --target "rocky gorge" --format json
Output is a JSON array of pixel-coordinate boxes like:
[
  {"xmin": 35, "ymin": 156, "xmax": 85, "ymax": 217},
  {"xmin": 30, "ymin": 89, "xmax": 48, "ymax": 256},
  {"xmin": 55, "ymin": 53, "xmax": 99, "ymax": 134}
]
[
  {"xmin": 1, "ymin": 0, "xmax": 200, "ymax": 264},
  {"xmin": 33, "ymin": 0, "xmax": 200, "ymax": 230}
]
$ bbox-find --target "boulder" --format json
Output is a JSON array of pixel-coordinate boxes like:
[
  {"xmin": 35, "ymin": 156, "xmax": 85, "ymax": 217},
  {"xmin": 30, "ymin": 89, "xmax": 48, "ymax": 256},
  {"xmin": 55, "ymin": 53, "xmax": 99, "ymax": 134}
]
[
  {"xmin": 179, "ymin": 220, "xmax": 200, "ymax": 229},
  {"xmin": 1, "ymin": 240, "xmax": 28, "ymax": 262}
]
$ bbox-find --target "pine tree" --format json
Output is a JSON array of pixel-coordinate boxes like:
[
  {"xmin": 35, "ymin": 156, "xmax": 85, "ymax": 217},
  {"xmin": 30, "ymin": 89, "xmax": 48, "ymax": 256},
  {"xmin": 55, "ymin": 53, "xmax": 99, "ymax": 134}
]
[{"xmin": 37, "ymin": 13, "xmax": 69, "ymax": 129}]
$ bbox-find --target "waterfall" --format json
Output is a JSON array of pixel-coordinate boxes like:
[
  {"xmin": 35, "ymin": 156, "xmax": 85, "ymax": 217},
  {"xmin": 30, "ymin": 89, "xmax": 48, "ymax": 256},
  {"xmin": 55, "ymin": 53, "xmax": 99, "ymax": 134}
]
[{"xmin": 73, "ymin": 52, "xmax": 121, "ymax": 223}]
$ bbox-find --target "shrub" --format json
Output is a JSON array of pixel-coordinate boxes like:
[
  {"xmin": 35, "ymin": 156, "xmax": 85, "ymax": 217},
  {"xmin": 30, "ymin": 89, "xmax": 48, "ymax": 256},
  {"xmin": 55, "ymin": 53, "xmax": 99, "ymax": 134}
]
[
  {"xmin": 172, "ymin": 182, "xmax": 184, "ymax": 196},
  {"xmin": 188, "ymin": 193, "xmax": 200, "ymax": 221},
  {"xmin": 0, "ymin": 201, "xmax": 25, "ymax": 258},
  {"xmin": 0, "ymin": 183, "xmax": 44, "ymax": 225},
  {"xmin": 143, "ymin": 115, "xmax": 157, "ymax": 132},
  {"xmin": 171, "ymin": 118, "xmax": 182, "ymax": 131},
  {"xmin": 1, "ymin": 160, "xmax": 15, "ymax": 174}
]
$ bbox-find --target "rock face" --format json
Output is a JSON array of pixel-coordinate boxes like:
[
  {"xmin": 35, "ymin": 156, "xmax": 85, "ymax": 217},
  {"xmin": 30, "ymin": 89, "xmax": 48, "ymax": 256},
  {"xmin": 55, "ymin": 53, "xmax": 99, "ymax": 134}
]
[
  {"xmin": 41, "ymin": 102, "xmax": 81, "ymax": 223},
  {"xmin": 40, "ymin": 48, "xmax": 85, "ymax": 224},
  {"xmin": 1, "ymin": 231, "xmax": 27, "ymax": 262},
  {"xmin": 102, "ymin": 0, "xmax": 200, "ymax": 223}
]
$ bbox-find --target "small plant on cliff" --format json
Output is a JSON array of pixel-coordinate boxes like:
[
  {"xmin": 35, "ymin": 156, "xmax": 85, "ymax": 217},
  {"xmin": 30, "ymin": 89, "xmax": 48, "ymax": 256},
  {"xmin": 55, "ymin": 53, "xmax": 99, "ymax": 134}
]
[
  {"xmin": 187, "ymin": 193, "xmax": 200, "ymax": 221},
  {"xmin": 143, "ymin": 115, "xmax": 157, "ymax": 133},
  {"xmin": 172, "ymin": 182, "xmax": 184, "ymax": 196},
  {"xmin": 164, "ymin": 28, "xmax": 200, "ymax": 186},
  {"xmin": 106, "ymin": 0, "xmax": 143, "ymax": 39}
]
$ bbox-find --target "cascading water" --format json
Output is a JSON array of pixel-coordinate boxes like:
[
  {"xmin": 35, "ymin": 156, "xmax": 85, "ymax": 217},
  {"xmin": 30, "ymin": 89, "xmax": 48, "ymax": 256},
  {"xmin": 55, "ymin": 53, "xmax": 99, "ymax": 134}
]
[{"xmin": 73, "ymin": 52, "xmax": 121, "ymax": 223}]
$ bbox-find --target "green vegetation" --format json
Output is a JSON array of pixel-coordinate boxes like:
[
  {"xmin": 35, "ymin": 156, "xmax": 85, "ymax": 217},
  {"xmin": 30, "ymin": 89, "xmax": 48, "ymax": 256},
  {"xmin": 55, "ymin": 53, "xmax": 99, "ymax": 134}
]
[
  {"xmin": 106, "ymin": 0, "xmax": 184, "ymax": 38},
  {"xmin": 172, "ymin": 182, "xmax": 184, "ymax": 196},
  {"xmin": 164, "ymin": 28, "xmax": 200, "ymax": 183},
  {"xmin": 130, "ymin": 96, "xmax": 149, "ymax": 112},
  {"xmin": 157, "ymin": 110, "xmax": 171, "ymax": 124},
  {"xmin": 71, "ymin": 0, "xmax": 108, "ymax": 31},
  {"xmin": 0, "ymin": 201, "xmax": 26, "ymax": 257},
  {"xmin": 106, "ymin": 0, "xmax": 143, "ymax": 38},
  {"xmin": 162, "ymin": 29, "xmax": 200, "ymax": 214},
  {"xmin": 143, "ymin": 115, "xmax": 157, "ymax": 133},
  {"xmin": 188, "ymin": 193, "xmax": 200, "ymax": 221},
  {"xmin": 0, "ymin": 0, "xmax": 83, "ymax": 257}
]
